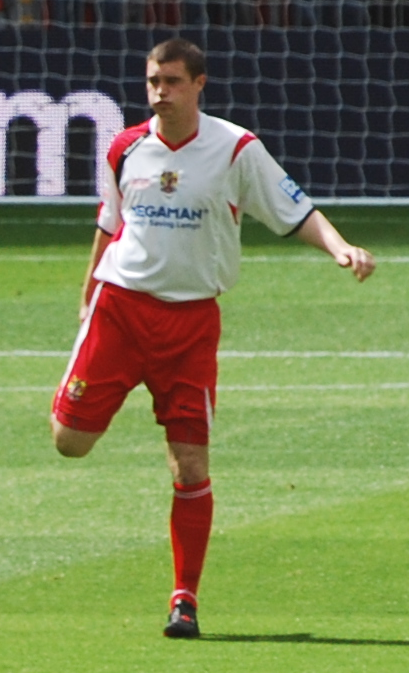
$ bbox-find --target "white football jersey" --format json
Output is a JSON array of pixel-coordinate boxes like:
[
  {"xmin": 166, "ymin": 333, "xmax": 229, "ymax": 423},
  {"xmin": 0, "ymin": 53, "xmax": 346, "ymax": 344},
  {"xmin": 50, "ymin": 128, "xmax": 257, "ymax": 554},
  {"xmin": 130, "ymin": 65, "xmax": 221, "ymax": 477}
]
[{"xmin": 95, "ymin": 112, "xmax": 314, "ymax": 301}]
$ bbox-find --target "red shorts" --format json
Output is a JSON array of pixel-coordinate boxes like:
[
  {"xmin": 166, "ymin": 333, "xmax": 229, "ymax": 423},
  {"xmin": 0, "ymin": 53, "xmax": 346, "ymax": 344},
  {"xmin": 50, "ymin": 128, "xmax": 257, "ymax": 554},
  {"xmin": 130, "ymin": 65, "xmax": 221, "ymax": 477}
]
[{"xmin": 52, "ymin": 283, "xmax": 221, "ymax": 444}]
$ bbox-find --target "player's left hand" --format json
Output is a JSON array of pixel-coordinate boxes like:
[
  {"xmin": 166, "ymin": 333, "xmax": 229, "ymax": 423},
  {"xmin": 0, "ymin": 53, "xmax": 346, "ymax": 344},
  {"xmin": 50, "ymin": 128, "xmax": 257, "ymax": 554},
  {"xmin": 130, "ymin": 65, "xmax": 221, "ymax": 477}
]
[{"xmin": 336, "ymin": 247, "xmax": 376, "ymax": 282}]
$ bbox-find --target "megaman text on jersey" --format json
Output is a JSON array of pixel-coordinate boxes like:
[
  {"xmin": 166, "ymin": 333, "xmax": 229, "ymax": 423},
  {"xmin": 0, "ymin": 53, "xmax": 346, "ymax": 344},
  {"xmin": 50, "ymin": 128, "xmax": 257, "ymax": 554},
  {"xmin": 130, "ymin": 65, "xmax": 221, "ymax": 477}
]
[{"xmin": 131, "ymin": 205, "xmax": 206, "ymax": 230}]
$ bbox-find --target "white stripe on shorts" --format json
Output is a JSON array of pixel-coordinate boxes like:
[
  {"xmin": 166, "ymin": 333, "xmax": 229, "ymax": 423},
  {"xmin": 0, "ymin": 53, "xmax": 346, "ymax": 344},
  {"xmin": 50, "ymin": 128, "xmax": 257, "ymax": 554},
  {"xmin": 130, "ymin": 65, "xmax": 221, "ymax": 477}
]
[{"xmin": 57, "ymin": 282, "xmax": 104, "ymax": 391}]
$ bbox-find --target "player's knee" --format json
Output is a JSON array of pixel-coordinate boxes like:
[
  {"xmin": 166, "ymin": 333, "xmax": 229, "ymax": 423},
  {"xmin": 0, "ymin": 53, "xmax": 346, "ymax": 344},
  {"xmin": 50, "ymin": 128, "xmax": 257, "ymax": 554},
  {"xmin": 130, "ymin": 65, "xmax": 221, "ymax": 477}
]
[
  {"xmin": 54, "ymin": 432, "xmax": 90, "ymax": 458},
  {"xmin": 167, "ymin": 437, "xmax": 209, "ymax": 485},
  {"xmin": 51, "ymin": 418, "xmax": 100, "ymax": 458},
  {"xmin": 165, "ymin": 419, "xmax": 210, "ymax": 483},
  {"xmin": 54, "ymin": 435, "xmax": 88, "ymax": 458}
]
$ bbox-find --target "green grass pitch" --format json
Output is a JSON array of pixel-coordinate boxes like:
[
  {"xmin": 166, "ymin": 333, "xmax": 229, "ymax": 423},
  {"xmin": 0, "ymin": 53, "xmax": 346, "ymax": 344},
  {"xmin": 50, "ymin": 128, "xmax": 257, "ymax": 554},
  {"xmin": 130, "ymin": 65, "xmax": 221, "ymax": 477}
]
[{"xmin": 0, "ymin": 204, "xmax": 408, "ymax": 672}]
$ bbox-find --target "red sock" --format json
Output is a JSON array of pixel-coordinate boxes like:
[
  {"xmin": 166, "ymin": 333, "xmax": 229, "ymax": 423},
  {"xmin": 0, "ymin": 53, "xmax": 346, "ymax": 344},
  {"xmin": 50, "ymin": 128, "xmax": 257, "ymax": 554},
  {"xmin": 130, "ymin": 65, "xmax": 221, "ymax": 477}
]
[{"xmin": 170, "ymin": 478, "xmax": 213, "ymax": 609}]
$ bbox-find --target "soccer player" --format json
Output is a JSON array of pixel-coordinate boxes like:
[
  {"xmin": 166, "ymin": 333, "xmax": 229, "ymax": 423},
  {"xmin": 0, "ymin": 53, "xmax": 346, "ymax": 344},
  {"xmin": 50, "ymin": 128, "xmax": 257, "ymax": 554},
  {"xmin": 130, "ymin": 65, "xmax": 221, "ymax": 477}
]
[{"xmin": 51, "ymin": 37, "xmax": 375, "ymax": 638}]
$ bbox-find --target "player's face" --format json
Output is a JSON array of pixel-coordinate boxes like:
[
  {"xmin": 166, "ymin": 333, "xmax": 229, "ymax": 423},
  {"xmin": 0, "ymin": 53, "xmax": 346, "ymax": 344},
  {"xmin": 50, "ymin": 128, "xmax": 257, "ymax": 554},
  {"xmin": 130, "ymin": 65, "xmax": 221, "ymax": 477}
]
[{"xmin": 146, "ymin": 59, "xmax": 206, "ymax": 120}]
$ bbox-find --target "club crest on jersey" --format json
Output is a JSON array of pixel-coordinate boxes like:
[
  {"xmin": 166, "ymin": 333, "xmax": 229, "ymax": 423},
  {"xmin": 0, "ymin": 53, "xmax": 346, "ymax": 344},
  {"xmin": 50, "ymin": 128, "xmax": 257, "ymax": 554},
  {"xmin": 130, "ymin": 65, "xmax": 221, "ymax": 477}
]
[
  {"xmin": 66, "ymin": 376, "xmax": 87, "ymax": 401},
  {"xmin": 160, "ymin": 171, "xmax": 179, "ymax": 194}
]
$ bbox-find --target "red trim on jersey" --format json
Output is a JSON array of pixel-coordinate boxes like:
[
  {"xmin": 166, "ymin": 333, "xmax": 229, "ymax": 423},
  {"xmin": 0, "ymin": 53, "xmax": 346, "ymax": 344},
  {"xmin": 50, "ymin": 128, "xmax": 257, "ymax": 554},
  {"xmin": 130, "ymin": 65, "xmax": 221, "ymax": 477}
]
[
  {"xmin": 228, "ymin": 202, "xmax": 239, "ymax": 224},
  {"xmin": 96, "ymin": 202, "xmax": 104, "ymax": 219},
  {"xmin": 157, "ymin": 128, "xmax": 199, "ymax": 152},
  {"xmin": 110, "ymin": 222, "xmax": 125, "ymax": 242},
  {"xmin": 231, "ymin": 132, "xmax": 257, "ymax": 164},
  {"xmin": 107, "ymin": 120, "xmax": 151, "ymax": 172}
]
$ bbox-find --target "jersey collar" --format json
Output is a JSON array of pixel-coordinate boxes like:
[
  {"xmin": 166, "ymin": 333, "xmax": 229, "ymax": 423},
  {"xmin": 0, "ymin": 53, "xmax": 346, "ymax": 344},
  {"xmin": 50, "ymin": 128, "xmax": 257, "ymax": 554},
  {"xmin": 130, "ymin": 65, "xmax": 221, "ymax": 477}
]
[{"xmin": 151, "ymin": 115, "xmax": 199, "ymax": 152}]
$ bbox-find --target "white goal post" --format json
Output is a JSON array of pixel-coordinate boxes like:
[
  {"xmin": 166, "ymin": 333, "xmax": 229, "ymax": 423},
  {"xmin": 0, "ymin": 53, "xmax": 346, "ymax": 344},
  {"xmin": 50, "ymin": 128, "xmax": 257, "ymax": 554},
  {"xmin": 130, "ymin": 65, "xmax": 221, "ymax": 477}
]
[{"xmin": 0, "ymin": 0, "xmax": 408, "ymax": 205}]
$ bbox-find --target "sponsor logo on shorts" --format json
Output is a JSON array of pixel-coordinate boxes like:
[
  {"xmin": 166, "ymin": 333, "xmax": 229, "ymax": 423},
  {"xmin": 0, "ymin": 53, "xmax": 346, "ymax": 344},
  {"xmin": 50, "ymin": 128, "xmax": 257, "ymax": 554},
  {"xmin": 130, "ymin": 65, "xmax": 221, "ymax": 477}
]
[
  {"xmin": 279, "ymin": 175, "xmax": 306, "ymax": 203},
  {"xmin": 67, "ymin": 376, "xmax": 87, "ymax": 401}
]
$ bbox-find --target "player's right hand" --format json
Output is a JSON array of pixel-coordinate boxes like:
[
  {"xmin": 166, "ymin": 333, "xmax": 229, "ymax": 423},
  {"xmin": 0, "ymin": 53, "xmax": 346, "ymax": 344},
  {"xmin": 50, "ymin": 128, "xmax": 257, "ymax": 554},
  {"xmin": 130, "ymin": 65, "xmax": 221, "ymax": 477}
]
[{"xmin": 79, "ymin": 304, "xmax": 89, "ymax": 322}]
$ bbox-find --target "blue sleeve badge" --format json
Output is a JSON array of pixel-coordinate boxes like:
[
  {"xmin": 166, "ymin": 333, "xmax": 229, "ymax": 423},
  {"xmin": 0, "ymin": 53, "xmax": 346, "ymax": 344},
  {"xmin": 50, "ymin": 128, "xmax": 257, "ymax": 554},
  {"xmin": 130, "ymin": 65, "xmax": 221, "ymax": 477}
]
[{"xmin": 279, "ymin": 175, "xmax": 306, "ymax": 204}]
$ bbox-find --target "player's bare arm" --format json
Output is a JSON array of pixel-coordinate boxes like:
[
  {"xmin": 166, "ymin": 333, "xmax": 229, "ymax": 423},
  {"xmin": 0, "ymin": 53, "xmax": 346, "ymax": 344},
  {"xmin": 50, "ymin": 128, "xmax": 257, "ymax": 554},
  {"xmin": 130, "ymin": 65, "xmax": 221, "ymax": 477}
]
[
  {"xmin": 79, "ymin": 227, "xmax": 112, "ymax": 321},
  {"xmin": 295, "ymin": 209, "xmax": 376, "ymax": 282}
]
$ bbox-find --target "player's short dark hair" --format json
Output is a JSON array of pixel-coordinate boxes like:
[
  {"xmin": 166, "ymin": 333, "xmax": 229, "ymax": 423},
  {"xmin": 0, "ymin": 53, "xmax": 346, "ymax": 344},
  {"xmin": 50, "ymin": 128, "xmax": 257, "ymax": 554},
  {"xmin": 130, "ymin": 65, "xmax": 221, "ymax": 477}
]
[{"xmin": 147, "ymin": 38, "xmax": 206, "ymax": 80}]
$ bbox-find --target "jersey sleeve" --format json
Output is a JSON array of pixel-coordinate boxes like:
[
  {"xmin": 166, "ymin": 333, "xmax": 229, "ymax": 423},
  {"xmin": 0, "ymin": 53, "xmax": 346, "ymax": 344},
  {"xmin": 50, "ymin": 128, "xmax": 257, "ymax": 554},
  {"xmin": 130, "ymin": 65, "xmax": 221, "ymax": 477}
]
[
  {"xmin": 96, "ymin": 161, "xmax": 123, "ymax": 235},
  {"xmin": 232, "ymin": 138, "xmax": 315, "ymax": 236},
  {"xmin": 96, "ymin": 122, "xmax": 151, "ymax": 235}
]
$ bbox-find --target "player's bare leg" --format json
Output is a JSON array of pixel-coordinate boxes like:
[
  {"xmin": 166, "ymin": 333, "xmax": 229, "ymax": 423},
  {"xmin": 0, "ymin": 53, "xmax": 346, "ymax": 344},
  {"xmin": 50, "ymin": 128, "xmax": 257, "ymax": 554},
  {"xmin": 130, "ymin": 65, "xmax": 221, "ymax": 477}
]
[
  {"xmin": 51, "ymin": 416, "xmax": 103, "ymax": 458},
  {"xmin": 164, "ymin": 441, "xmax": 213, "ymax": 638},
  {"xmin": 167, "ymin": 441, "xmax": 209, "ymax": 485}
]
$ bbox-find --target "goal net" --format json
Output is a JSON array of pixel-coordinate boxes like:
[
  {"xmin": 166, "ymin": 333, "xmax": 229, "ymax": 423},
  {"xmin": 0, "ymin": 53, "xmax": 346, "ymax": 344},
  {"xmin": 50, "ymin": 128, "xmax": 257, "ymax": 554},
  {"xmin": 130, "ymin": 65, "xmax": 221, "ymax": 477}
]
[{"xmin": 0, "ymin": 0, "xmax": 408, "ymax": 203}]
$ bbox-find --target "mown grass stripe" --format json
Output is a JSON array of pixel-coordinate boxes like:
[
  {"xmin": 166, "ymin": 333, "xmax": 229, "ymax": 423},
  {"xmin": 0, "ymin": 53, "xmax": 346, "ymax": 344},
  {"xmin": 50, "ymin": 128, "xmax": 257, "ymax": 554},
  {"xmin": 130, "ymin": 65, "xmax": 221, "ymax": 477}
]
[
  {"xmin": 1, "ymin": 382, "xmax": 409, "ymax": 393},
  {"xmin": 0, "ymin": 254, "xmax": 408, "ymax": 263},
  {"xmin": 1, "ymin": 349, "xmax": 409, "ymax": 359}
]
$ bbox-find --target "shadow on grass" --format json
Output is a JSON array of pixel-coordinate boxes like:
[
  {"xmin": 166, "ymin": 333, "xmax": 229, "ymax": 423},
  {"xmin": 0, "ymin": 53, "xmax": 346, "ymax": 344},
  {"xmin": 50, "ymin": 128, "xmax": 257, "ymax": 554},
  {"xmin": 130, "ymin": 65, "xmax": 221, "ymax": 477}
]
[{"xmin": 200, "ymin": 632, "xmax": 409, "ymax": 647}]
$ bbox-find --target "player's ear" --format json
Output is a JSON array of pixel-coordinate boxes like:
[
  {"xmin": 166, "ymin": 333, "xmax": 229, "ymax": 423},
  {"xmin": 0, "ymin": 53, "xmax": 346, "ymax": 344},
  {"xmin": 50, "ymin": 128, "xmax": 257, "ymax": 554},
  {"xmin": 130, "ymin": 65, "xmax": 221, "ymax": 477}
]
[{"xmin": 195, "ymin": 73, "xmax": 207, "ymax": 92}]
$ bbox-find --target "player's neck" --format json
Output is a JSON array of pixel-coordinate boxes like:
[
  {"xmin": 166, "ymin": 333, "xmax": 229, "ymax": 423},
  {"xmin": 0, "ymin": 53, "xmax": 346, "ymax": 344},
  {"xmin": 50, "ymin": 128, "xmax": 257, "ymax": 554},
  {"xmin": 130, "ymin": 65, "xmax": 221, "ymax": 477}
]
[{"xmin": 156, "ymin": 112, "xmax": 200, "ymax": 147}]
